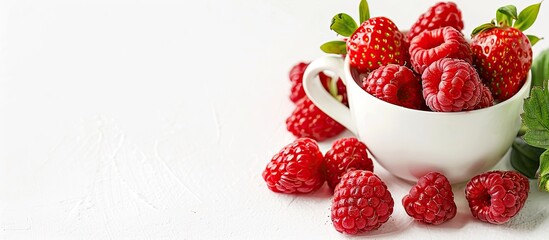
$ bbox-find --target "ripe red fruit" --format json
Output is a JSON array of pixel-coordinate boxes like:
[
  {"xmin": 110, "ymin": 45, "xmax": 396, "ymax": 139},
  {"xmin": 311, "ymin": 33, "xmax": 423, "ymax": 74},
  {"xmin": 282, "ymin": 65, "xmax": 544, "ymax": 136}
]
[
  {"xmin": 347, "ymin": 17, "xmax": 409, "ymax": 73},
  {"xmin": 289, "ymin": 62, "xmax": 348, "ymax": 105},
  {"xmin": 323, "ymin": 138, "xmax": 374, "ymax": 191},
  {"xmin": 471, "ymin": 27, "xmax": 532, "ymax": 101},
  {"xmin": 262, "ymin": 138, "xmax": 325, "ymax": 194},
  {"xmin": 286, "ymin": 98, "xmax": 345, "ymax": 141},
  {"xmin": 362, "ymin": 64, "xmax": 423, "ymax": 110},
  {"xmin": 402, "ymin": 172, "xmax": 457, "ymax": 225},
  {"xmin": 473, "ymin": 84, "xmax": 495, "ymax": 110},
  {"xmin": 465, "ymin": 171, "xmax": 529, "ymax": 224},
  {"xmin": 408, "ymin": 2, "xmax": 464, "ymax": 42},
  {"xmin": 409, "ymin": 26, "xmax": 472, "ymax": 74},
  {"xmin": 331, "ymin": 170, "xmax": 394, "ymax": 234},
  {"xmin": 422, "ymin": 58, "xmax": 482, "ymax": 112}
]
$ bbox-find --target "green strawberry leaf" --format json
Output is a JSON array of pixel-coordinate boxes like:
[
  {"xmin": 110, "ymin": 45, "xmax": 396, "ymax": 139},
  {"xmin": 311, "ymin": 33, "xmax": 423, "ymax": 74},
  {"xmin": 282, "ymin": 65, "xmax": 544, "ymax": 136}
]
[
  {"xmin": 522, "ymin": 87, "xmax": 549, "ymax": 148},
  {"xmin": 471, "ymin": 23, "xmax": 496, "ymax": 37},
  {"xmin": 537, "ymin": 149, "xmax": 549, "ymax": 192},
  {"xmin": 532, "ymin": 48, "xmax": 549, "ymax": 88},
  {"xmin": 496, "ymin": 5, "xmax": 518, "ymax": 26},
  {"xmin": 514, "ymin": 2, "xmax": 542, "ymax": 32},
  {"xmin": 359, "ymin": 0, "xmax": 370, "ymax": 23},
  {"xmin": 511, "ymin": 137, "xmax": 544, "ymax": 178},
  {"xmin": 320, "ymin": 40, "xmax": 347, "ymax": 54},
  {"xmin": 527, "ymin": 35, "xmax": 542, "ymax": 46},
  {"xmin": 330, "ymin": 13, "xmax": 358, "ymax": 37}
]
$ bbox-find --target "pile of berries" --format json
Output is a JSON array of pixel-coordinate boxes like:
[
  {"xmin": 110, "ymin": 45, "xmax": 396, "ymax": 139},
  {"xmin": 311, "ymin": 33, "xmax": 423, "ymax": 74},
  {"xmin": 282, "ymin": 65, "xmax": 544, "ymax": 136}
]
[
  {"xmin": 262, "ymin": 137, "xmax": 530, "ymax": 235},
  {"xmin": 271, "ymin": 0, "xmax": 539, "ymax": 235},
  {"xmin": 322, "ymin": 1, "xmax": 540, "ymax": 112}
]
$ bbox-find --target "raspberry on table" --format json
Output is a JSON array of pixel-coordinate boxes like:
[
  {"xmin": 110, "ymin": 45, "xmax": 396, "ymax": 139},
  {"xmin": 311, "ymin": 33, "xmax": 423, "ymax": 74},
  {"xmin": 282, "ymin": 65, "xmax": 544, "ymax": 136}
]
[
  {"xmin": 422, "ymin": 58, "xmax": 482, "ymax": 112},
  {"xmin": 262, "ymin": 138, "xmax": 325, "ymax": 194},
  {"xmin": 465, "ymin": 171, "xmax": 530, "ymax": 224},
  {"xmin": 331, "ymin": 170, "xmax": 394, "ymax": 235},
  {"xmin": 407, "ymin": 2, "xmax": 464, "ymax": 42},
  {"xmin": 323, "ymin": 138, "xmax": 374, "ymax": 191},
  {"xmin": 402, "ymin": 172, "xmax": 457, "ymax": 225},
  {"xmin": 409, "ymin": 26, "xmax": 472, "ymax": 74},
  {"xmin": 286, "ymin": 98, "xmax": 345, "ymax": 141},
  {"xmin": 361, "ymin": 64, "xmax": 423, "ymax": 110}
]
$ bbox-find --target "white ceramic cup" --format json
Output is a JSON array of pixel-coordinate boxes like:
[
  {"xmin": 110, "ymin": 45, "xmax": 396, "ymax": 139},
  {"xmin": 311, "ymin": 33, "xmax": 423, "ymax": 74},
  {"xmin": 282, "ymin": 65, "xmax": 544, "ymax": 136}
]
[{"xmin": 303, "ymin": 55, "xmax": 531, "ymax": 183}]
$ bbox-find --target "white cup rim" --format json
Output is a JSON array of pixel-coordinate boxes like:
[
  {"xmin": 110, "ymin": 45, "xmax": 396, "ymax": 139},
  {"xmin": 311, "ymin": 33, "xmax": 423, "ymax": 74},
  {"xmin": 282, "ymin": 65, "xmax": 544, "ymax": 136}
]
[{"xmin": 343, "ymin": 55, "xmax": 532, "ymax": 115}]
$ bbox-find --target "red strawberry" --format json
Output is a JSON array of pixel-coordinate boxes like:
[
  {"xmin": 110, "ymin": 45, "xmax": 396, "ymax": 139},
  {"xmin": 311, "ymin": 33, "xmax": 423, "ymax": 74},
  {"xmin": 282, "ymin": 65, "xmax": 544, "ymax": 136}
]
[
  {"xmin": 470, "ymin": 3, "xmax": 542, "ymax": 101},
  {"xmin": 408, "ymin": 2, "xmax": 464, "ymax": 42},
  {"xmin": 286, "ymin": 98, "xmax": 345, "ymax": 141},
  {"xmin": 347, "ymin": 17, "xmax": 409, "ymax": 73},
  {"xmin": 289, "ymin": 62, "xmax": 348, "ymax": 105}
]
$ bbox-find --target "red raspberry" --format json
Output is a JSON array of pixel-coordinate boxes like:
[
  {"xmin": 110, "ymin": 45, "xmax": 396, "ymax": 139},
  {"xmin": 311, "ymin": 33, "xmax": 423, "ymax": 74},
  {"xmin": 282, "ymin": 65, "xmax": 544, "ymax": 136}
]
[
  {"xmin": 289, "ymin": 62, "xmax": 348, "ymax": 105},
  {"xmin": 361, "ymin": 64, "xmax": 423, "ymax": 110},
  {"xmin": 262, "ymin": 138, "xmax": 325, "ymax": 194},
  {"xmin": 409, "ymin": 26, "xmax": 472, "ymax": 74},
  {"xmin": 473, "ymin": 85, "xmax": 495, "ymax": 110},
  {"xmin": 402, "ymin": 172, "xmax": 457, "ymax": 225},
  {"xmin": 422, "ymin": 58, "xmax": 482, "ymax": 112},
  {"xmin": 323, "ymin": 138, "xmax": 374, "ymax": 191},
  {"xmin": 286, "ymin": 98, "xmax": 345, "ymax": 141},
  {"xmin": 331, "ymin": 170, "xmax": 394, "ymax": 234},
  {"xmin": 408, "ymin": 2, "xmax": 464, "ymax": 42},
  {"xmin": 465, "ymin": 171, "xmax": 529, "ymax": 224}
]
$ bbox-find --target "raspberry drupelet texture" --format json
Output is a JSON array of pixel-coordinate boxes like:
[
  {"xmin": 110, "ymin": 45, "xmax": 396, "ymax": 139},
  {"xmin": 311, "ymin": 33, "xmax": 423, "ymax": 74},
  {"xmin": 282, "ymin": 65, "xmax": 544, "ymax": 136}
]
[
  {"xmin": 362, "ymin": 64, "xmax": 423, "ymax": 110},
  {"xmin": 473, "ymin": 84, "xmax": 495, "ymax": 110},
  {"xmin": 465, "ymin": 171, "xmax": 530, "ymax": 224},
  {"xmin": 402, "ymin": 172, "xmax": 457, "ymax": 225},
  {"xmin": 331, "ymin": 170, "xmax": 394, "ymax": 235},
  {"xmin": 422, "ymin": 58, "xmax": 482, "ymax": 112},
  {"xmin": 286, "ymin": 98, "xmax": 345, "ymax": 141},
  {"xmin": 409, "ymin": 26, "xmax": 472, "ymax": 74},
  {"xmin": 408, "ymin": 2, "xmax": 464, "ymax": 42},
  {"xmin": 262, "ymin": 138, "xmax": 325, "ymax": 194},
  {"xmin": 323, "ymin": 138, "xmax": 374, "ymax": 191}
]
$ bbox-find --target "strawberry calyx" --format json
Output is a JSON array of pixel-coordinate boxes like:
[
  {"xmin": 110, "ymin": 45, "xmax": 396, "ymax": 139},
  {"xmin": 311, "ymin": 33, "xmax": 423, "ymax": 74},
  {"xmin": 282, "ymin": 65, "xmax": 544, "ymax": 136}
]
[
  {"xmin": 472, "ymin": 2, "xmax": 543, "ymax": 46},
  {"xmin": 321, "ymin": 0, "xmax": 371, "ymax": 54}
]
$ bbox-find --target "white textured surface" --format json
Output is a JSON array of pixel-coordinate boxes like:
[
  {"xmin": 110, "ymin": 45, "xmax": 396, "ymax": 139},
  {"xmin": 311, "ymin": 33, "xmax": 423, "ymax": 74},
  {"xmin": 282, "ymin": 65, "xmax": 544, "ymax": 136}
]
[{"xmin": 1, "ymin": 0, "xmax": 548, "ymax": 239}]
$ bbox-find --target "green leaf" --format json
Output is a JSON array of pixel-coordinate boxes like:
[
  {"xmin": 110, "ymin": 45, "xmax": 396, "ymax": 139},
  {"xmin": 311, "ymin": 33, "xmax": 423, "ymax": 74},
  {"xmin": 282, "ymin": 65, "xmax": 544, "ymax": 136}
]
[
  {"xmin": 471, "ymin": 23, "xmax": 496, "ymax": 37},
  {"xmin": 537, "ymin": 149, "xmax": 549, "ymax": 192},
  {"xmin": 496, "ymin": 5, "xmax": 518, "ymax": 26},
  {"xmin": 514, "ymin": 2, "xmax": 542, "ymax": 31},
  {"xmin": 320, "ymin": 40, "xmax": 347, "ymax": 54},
  {"xmin": 527, "ymin": 35, "xmax": 542, "ymax": 46},
  {"xmin": 522, "ymin": 87, "xmax": 549, "ymax": 148},
  {"xmin": 359, "ymin": 0, "xmax": 370, "ymax": 23},
  {"xmin": 531, "ymin": 48, "xmax": 549, "ymax": 88},
  {"xmin": 330, "ymin": 13, "xmax": 358, "ymax": 37},
  {"xmin": 511, "ymin": 137, "xmax": 544, "ymax": 178}
]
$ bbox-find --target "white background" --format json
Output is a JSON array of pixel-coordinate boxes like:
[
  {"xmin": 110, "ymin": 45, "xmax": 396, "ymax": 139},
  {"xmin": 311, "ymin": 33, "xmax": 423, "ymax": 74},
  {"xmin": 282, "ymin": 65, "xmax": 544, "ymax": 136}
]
[{"xmin": 1, "ymin": 0, "xmax": 548, "ymax": 239}]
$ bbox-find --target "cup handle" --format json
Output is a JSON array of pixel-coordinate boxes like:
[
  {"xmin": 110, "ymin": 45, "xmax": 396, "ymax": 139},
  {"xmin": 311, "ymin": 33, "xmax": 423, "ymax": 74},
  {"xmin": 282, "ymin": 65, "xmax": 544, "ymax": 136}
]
[{"xmin": 303, "ymin": 55, "xmax": 357, "ymax": 135}]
